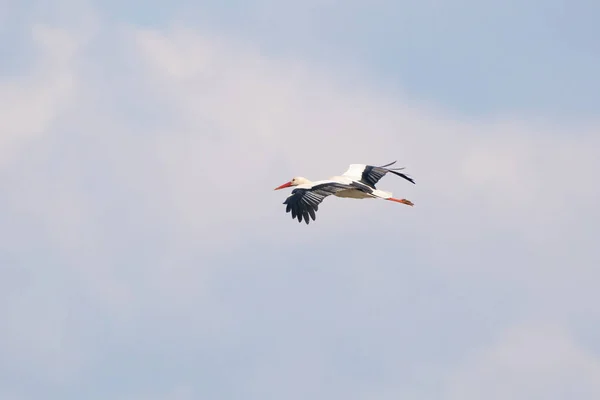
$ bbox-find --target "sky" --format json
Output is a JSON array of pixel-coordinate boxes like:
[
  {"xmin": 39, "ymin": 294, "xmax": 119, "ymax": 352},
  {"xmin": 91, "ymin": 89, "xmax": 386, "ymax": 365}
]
[{"xmin": 1, "ymin": 0, "xmax": 600, "ymax": 399}]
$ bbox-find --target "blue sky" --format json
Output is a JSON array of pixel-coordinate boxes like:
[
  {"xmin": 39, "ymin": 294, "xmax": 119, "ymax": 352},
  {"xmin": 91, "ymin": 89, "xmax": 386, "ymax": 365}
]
[
  {"xmin": 99, "ymin": 0, "xmax": 600, "ymax": 117},
  {"xmin": 1, "ymin": 1, "xmax": 600, "ymax": 399}
]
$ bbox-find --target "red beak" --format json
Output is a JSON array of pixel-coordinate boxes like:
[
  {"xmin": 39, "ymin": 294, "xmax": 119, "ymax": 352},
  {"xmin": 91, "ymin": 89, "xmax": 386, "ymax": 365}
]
[{"xmin": 274, "ymin": 181, "xmax": 292, "ymax": 190}]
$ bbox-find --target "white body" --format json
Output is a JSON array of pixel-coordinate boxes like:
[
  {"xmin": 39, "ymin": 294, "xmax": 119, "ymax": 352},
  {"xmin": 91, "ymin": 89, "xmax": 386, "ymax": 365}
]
[{"xmin": 296, "ymin": 173, "xmax": 394, "ymax": 200}]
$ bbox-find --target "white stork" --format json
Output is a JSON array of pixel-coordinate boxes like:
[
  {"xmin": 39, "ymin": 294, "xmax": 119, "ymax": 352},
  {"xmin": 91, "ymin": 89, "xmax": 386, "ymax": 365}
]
[{"xmin": 274, "ymin": 161, "xmax": 415, "ymax": 224}]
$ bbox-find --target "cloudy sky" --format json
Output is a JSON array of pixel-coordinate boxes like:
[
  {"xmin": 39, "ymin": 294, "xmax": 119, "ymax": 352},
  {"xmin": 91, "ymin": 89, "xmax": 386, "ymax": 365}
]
[{"xmin": 1, "ymin": 0, "xmax": 600, "ymax": 399}]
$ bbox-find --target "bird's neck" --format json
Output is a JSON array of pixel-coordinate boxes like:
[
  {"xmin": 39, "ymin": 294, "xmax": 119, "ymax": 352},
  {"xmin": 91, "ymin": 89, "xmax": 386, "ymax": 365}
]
[{"xmin": 297, "ymin": 177, "xmax": 312, "ymax": 186}]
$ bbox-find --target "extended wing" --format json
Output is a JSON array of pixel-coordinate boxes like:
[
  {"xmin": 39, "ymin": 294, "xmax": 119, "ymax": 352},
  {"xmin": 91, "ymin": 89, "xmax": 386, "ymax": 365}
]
[
  {"xmin": 342, "ymin": 161, "xmax": 415, "ymax": 188},
  {"xmin": 283, "ymin": 181, "xmax": 354, "ymax": 224}
]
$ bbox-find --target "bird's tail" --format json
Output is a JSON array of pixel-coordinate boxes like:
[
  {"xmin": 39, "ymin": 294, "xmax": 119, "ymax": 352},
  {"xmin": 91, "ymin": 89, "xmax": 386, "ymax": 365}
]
[{"xmin": 372, "ymin": 189, "xmax": 393, "ymax": 199}]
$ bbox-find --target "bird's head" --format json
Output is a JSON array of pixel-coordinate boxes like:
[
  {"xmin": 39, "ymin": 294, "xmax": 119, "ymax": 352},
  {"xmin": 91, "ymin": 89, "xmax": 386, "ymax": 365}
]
[{"xmin": 274, "ymin": 177, "xmax": 310, "ymax": 190}]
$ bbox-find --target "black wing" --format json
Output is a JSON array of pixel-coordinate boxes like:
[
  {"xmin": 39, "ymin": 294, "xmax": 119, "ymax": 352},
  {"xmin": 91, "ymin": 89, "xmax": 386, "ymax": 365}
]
[
  {"xmin": 283, "ymin": 182, "xmax": 353, "ymax": 224},
  {"xmin": 360, "ymin": 161, "xmax": 415, "ymax": 188}
]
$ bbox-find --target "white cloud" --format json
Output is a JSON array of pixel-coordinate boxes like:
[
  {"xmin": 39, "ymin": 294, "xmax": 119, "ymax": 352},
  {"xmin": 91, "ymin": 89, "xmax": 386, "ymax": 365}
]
[
  {"xmin": 0, "ymin": 24, "xmax": 90, "ymax": 387},
  {"xmin": 0, "ymin": 25, "xmax": 80, "ymax": 167},
  {"xmin": 445, "ymin": 322, "xmax": 600, "ymax": 400}
]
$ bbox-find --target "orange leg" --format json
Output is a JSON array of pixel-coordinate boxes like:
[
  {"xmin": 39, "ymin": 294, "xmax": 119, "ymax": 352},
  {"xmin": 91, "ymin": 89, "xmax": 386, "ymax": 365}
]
[{"xmin": 387, "ymin": 197, "xmax": 414, "ymax": 206}]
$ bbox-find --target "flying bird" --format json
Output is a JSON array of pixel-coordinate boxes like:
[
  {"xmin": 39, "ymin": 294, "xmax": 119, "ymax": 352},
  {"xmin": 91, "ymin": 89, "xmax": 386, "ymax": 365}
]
[{"xmin": 274, "ymin": 161, "xmax": 415, "ymax": 224}]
